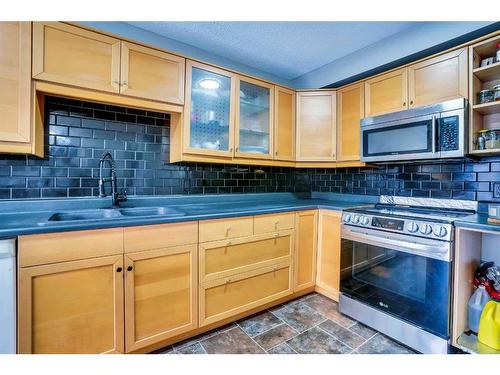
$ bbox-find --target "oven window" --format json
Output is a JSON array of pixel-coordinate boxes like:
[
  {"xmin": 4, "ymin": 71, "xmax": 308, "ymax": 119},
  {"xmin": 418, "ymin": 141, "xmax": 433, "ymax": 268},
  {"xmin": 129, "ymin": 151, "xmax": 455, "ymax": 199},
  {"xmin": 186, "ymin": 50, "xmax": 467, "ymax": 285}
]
[
  {"xmin": 340, "ymin": 239, "xmax": 450, "ymax": 338},
  {"xmin": 363, "ymin": 120, "xmax": 432, "ymax": 156}
]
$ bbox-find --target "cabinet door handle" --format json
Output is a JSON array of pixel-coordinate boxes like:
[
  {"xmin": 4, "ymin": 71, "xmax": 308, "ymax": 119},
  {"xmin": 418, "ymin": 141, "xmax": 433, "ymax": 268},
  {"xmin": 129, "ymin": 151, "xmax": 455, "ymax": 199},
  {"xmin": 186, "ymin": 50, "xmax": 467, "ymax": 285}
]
[
  {"xmin": 275, "ymin": 151, "xmax": 278, "ymax": 156},
  {"xmin": 127, "ymin": 266, "xmax": 133, "ymax": 272},
  {"xmin": 116, "ymin": 267, "xmax": 123, "ymax": 273},
  {"xmin": 410, "ymin": 100, "xmax": 414, "ymax": 106},
  {"xmin": 235, "ymin": 147, "xmax": 239, "ymax": 152},
  {"xmin": 403, "ymin": 101, "xmax": 406, "ymax": 106},
  {"xmin": 229, "ymin": 148, "xmax": 233, "ymax": 152}
]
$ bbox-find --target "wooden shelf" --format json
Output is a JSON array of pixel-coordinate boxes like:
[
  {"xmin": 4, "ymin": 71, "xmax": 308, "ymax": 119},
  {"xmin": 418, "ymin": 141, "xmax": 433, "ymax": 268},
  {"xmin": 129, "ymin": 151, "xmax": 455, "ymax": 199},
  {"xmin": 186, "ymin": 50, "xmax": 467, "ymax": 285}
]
[
  {"xmin": 457, "ymin": 332, "xmax": 500, "ymax": 354},
  {"xmin": 473, "ymin": 101, "xmax": 500, "ymax": 115},
  {"xmin": 473, "ymin": 61, "xmax": 500, "ymax": 82},
  {"xmin": 470, "ymin": 147, "xmax": 500, "ymax": 155}
]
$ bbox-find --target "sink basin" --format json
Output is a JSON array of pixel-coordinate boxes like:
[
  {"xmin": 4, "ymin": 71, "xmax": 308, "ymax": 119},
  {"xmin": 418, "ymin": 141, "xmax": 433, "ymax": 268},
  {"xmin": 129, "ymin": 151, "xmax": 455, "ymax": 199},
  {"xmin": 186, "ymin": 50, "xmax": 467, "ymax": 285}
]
[
  {"xmin": 119, "ymin": 207, "xmax": 185, "ymax": 217},
  {"xmin": 48, "ymin": 209, "xmax": 122, "ymax": 222}
]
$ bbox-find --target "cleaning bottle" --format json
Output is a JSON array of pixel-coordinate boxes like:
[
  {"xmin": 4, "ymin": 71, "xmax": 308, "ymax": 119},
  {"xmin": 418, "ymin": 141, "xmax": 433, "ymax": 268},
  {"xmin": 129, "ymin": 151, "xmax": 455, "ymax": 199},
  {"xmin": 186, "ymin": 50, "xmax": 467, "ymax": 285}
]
[
  {"xmin": 468, "ymin": 285, "xmax": 490, "ymax": 333},
  {"xmin": 478, "ymin": 299, "xmax": 500, "ymax": 350}
]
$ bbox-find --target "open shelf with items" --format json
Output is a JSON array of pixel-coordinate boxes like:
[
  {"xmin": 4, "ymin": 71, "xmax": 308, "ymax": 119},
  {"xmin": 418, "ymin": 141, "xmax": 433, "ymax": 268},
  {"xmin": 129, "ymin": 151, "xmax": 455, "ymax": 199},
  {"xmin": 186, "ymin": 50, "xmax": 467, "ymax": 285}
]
[
  {"xmin": 452, "ymin": 226, "xmax": 500, "ymax": 354},
  {"xmin": 469, "ymin": 34, "xmax": 500, "ymax": 155}
]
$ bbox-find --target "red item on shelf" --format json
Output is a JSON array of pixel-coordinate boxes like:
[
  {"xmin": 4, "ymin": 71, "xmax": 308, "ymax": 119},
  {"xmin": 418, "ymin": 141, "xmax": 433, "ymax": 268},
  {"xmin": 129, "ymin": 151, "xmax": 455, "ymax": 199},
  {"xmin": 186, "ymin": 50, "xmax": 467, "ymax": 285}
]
[{"xmin": 473, "ymin": 278, "xmax": 500, "ymax": 300}]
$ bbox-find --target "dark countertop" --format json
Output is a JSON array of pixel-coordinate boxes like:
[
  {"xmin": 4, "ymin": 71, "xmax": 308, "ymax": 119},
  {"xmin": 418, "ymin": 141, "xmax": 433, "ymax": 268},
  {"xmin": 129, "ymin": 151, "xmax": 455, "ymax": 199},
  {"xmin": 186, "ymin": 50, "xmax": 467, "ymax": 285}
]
[
  {"xmin": 454, "ymin": 214, "xmax": 500, "ymax": 233},
  {"xmin": 0, "ymin": 192, "xmax": 377, "ymax": 238}
]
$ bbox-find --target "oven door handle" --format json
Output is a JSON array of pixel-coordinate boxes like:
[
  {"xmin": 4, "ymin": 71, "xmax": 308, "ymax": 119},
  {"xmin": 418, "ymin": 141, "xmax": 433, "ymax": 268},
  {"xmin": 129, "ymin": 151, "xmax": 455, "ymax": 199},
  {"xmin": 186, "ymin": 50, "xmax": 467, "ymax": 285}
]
[{"xmin": 342, "ymin": 226, "xmax": 451, "ymax": 262}]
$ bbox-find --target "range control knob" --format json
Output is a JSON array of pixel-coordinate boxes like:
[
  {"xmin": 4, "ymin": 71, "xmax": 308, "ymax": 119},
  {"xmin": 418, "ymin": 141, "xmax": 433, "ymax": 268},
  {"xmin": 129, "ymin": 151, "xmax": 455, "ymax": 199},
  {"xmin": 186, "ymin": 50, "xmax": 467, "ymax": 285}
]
[
  {"xmin": 343, "ymin": 214, "xmax": 352, "ymax": 223},
  {"xmin": 433, "ymin": 226, "xmax": 448, "ymax": 238},
  {"xmin": 352, "ymin": 215, "xmax": 360, "ymax": 224},
  {"xmin": 361, "ymin": 216, "xmax": 370, "ymax": 225},
  {"xmin": 407, "ymin": 222, "xmax": 419, "ymax": 233},
  {"xmin": 420, "ymin": 224, "xmax": 433, "ymax": 235}
]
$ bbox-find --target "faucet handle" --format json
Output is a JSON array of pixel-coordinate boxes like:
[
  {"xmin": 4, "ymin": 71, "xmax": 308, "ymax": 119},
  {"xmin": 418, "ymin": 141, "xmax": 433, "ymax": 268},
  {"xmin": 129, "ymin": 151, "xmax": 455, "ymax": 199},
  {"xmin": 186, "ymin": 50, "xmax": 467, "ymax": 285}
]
[{"xmin": 115, "ymin": 189, "xmax": 128, "ymax": 204}]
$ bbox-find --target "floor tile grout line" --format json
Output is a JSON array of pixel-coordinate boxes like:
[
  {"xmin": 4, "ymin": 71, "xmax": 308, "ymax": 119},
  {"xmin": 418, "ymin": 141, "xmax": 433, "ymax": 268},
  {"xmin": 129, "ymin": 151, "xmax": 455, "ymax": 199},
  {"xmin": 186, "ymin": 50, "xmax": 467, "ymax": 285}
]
[{"xmin": 315, "ymin": 324, "xmax": 358, "ymax": 352}]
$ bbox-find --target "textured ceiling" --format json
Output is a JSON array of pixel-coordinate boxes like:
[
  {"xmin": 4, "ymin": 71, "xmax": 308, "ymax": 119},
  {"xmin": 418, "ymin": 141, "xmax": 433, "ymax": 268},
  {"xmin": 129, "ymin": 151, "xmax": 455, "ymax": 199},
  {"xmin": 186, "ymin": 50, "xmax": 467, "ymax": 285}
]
[{"xmin": 127, "ymin": 21, "xmax": 420, "ymax": 80}]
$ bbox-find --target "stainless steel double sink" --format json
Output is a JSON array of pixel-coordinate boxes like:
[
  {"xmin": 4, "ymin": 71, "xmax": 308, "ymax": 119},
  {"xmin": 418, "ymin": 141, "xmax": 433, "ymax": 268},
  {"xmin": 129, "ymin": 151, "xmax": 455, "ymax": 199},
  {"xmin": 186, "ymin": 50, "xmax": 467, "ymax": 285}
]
[{"xmin": 47, "ymin": 206, "xmax": 186, "ymax": 222}]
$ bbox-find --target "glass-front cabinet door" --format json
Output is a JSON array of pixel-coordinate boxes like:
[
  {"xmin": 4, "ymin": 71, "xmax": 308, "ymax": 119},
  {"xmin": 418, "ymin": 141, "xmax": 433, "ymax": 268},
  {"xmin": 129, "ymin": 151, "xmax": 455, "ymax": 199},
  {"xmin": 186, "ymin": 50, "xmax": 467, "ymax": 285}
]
[
  {"xmin": 184, "ymin": 61, "xmax": 235, "ymax": 157},
  {"xmin": 235, "ymin": 77, "xmax": 273, "ymax": 159}
]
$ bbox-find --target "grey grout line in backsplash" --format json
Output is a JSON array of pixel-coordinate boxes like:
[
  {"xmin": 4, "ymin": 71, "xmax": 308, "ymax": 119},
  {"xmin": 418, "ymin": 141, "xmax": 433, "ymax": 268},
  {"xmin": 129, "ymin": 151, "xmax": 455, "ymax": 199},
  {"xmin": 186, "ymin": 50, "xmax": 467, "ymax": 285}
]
[{"xmin": 0, "ymin": 96, "xmax": 499, "ymax": 202}]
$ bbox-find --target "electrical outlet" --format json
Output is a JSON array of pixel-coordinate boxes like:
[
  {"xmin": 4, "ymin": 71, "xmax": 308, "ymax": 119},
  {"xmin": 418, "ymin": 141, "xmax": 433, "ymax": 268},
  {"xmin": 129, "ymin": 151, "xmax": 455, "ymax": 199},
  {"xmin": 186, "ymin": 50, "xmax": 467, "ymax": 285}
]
[{"xmin": 494, "ymin": 182, "xmax": 500, "ymax": 199}]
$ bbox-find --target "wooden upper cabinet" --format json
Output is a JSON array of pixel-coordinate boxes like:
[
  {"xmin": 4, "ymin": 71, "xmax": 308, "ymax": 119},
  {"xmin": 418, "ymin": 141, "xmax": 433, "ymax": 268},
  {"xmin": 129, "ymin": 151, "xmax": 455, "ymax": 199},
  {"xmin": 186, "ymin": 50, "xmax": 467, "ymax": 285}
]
[
  {"xmin": 408, "ymin": 47, "xmax": 468, "ymax": 108},
  {"xmin": 316, "ymin": 210, "xmax": 342, "ymax": 301},
  {"xmin": 274, "ymin": 86, "xmax": 295, "ymax": 161},
  {"xmin": 120, "ymin": 42, "xmax": 185, "ymax": 104},
  {"xmin": 32, "ymin": 22, "xmax": 121, "ymax": 93},
  {"xmin": 337, "ymin": 83, "xmax": 364, "ymax": 161},
  {"xmin": 235, "ymin": 76, "xmax": 274, "ymax": 160},
  {"xmin": 296, "ymin": 91, "xmax": 336, "ymax": 161},
  {"xmin": 18, "ymin": 255, "xmax": 125, "ymax": 354},
  {"xmin": 124, "ymin": 245, "xmax": 197, "ymax": 352},
  {"xmin": 0, "ymin": 22, "xmax": 43, "ymax": 156},
  {"xmin": 364, "ymin": 68, "xmax": 408, "ymax": 117}
]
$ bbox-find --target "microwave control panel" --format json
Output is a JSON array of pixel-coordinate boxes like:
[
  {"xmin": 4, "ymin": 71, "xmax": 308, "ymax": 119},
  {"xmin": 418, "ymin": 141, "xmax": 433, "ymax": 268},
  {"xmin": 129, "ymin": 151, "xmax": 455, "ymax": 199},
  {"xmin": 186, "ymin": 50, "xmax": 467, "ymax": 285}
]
[{"xmin": 438, "ymin": 115, "xmax": 459, "ymax": 152}]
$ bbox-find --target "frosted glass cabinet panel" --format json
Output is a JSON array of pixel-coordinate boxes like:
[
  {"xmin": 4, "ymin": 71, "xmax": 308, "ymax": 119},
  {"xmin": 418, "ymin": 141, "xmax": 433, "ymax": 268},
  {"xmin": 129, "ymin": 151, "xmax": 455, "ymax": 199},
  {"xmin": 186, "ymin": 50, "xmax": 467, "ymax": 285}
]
[
  {"xmin": 184, "ymin": 61, "xmax": 235, "ymax": 157},
  {"xmin": 236, "ymin": 77, "xmax": 273, "ymax": 159}
]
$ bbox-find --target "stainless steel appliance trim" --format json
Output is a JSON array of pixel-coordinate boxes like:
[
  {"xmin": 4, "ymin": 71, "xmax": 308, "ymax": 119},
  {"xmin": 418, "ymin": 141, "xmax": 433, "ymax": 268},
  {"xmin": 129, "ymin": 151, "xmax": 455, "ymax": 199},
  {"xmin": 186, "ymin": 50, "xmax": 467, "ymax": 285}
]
[
  {"xmin": 361, "ymin": 97, "xmax": 466, "ymax": 127},
  {"xmin": 0, "ymin": 238, "xmax": 16, "ymax": 354},
  {"xmin": 0, "ymin": 238, "xmax": 16, "ymax": 259},
  {"xmin": 339, "ymin": 294, "xmax": 449, "ymax": 354},
  {"xmin": 378, "ymin": 195, "xmax": 478, "ymax": 212},
  {"xmin": 431, "ymin": 114, "xmax": 437, "ymax": 154},
  {"xmin": 341, "ymin": 225, "xmax": 452, "ymax": 262}
]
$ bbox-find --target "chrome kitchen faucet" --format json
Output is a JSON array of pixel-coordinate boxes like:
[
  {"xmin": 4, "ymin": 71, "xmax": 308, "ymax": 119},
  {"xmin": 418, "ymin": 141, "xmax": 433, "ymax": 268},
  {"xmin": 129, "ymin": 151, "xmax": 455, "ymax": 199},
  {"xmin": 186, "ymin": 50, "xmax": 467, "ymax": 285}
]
[{"xmin": 98, "ymin": 152, "xmax": 127, "ymax": 207}]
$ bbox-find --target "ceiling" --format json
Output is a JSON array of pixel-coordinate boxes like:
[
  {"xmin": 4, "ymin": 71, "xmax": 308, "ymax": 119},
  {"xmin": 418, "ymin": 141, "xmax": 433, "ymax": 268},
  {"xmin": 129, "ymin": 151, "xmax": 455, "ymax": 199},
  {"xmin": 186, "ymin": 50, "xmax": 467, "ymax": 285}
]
[{"xmin": 127, "ymin": 21, "xmax": 421, "ymax": 81}]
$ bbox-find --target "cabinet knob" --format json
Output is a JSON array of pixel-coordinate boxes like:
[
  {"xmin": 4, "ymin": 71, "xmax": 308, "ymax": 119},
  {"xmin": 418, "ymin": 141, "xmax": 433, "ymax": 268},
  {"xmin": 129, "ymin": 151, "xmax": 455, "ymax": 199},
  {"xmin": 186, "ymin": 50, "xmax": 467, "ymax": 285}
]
[
  {"xmin": 127, "ymin": 266, "xmax": 133, "ymax": 272},
  {"xmin": 229, "ymin": 148, "xmax": 233, "ymax": 152},
  {"xmin": 403, "ymin": 101, "xmax": 406, "ymax": 106},
  {"xmin": 116, "ymin": 267, "xmax": 122, "ymax": 273},
  {"xmin": 275, "ymin": 151, "xmax": 278, "ymax": 156},
  {"xmin": 235, "ymin": 147, "xmax": 239, "ymax": 152},
  {"xmin": 225, "ymin": 278, "xmax": 231, "ymax": 284}
]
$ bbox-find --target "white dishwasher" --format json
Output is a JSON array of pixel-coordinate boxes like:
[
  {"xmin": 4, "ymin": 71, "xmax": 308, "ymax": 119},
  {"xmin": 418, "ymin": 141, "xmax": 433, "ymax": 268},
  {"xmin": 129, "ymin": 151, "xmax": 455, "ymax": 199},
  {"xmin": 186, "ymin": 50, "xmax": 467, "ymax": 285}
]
[{"xmin": 0, "ymin": 239, "xmax": 16, "ymax": 354}]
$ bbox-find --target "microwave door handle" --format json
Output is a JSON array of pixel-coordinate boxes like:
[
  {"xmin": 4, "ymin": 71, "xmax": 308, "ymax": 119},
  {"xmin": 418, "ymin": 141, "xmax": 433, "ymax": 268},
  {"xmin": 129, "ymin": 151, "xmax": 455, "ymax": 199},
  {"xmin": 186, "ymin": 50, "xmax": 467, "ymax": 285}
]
[{"xmin": 432, "ymin": 115, "xmax": 437, "ymax": 154}]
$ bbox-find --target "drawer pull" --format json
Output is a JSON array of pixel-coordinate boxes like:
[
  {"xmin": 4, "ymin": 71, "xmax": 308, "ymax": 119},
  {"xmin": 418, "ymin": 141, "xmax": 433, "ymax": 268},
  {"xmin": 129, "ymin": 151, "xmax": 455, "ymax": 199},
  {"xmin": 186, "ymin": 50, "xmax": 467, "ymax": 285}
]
[
  {"xmin": 225, "ymin": 227, "xmax": 232, "ymax": 236},
  {"xmin": 225, "ymin": 278, "xmax": 232, "ymax": 284}
]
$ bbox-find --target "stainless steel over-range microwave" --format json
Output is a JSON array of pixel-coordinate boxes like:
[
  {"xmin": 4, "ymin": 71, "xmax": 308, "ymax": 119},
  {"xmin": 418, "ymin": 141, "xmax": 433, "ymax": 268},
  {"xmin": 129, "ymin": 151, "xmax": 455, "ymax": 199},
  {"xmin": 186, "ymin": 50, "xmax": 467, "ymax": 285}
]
[{"xmin": 360, "ymin": 98, "xmax": 468, "ymax": 163}]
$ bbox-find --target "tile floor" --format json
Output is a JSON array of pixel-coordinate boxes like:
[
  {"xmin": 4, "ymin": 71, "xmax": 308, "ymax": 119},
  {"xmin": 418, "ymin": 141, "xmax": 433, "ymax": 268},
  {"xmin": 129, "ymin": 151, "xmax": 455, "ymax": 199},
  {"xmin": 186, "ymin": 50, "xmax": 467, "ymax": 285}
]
[{"xmin": 153, "ymin": 293, "xmax": 417, "ymax": 354}]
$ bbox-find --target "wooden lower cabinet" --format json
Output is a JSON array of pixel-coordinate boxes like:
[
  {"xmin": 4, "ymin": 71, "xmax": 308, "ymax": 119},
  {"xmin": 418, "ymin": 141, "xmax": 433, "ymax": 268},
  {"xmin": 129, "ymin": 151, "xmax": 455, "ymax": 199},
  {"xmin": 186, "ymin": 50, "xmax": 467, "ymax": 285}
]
[
  {"xmin": 315, "ymin": 210, "xmax": 342, "ymax": 301},
  {"xmin": 294, "ymin": 210, "xmax": 318, "ymax": 291},
  {"xmin": 124, "ymin": 245, "xmax": 197, "ymax": 352},
  {"xmin": 18, "ymin": 255, "xmax": 125, "ymax": 354},
  {"xmin": 200, "ymin": 261, "xmax": 293, "ymax": 327}
]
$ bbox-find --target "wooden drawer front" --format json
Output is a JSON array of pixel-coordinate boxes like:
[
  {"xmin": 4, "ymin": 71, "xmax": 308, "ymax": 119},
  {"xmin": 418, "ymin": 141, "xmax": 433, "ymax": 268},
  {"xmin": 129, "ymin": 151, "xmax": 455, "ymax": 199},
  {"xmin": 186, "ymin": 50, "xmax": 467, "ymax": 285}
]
[
  {"xmin": 19, "ymin": 228, "xmax": 123, "ymax": 267},
  {"xmin": 200, "ymin": 231, "xmax": 293, "ymax": 281},
  {"xmin": 199, "ymin": 216, "xmax": 253, "ymax": 243},
  {"xmin": 254, "ymin": 212, "xmax": 295, "ymax": 234},
  {"xmin": 200, "ymin": 262, "xmax": 293, "ymax": 326},
  {"xmin": 124, "ymin": 221, "xmax": 198, "ymax": 253}
]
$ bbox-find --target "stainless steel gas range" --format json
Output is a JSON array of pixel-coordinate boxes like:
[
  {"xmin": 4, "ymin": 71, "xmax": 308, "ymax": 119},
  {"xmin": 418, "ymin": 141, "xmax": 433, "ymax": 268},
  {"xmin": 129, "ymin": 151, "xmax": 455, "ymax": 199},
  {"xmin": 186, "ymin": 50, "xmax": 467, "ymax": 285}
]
[{"xmin": 339, "ymin": 196, "xmax": 477, "ymax": 354}]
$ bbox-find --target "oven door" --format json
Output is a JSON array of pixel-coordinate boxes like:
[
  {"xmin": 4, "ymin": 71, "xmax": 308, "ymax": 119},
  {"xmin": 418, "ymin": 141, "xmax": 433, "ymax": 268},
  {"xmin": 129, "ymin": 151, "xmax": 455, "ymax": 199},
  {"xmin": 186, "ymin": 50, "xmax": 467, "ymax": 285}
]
[
  {"xmin": 340, "ymin": 225, "xmax": 451, "ymax": 339},
  {"xmin": 361, "ymin": 114, "xmax": 438, "ymax": 162}
]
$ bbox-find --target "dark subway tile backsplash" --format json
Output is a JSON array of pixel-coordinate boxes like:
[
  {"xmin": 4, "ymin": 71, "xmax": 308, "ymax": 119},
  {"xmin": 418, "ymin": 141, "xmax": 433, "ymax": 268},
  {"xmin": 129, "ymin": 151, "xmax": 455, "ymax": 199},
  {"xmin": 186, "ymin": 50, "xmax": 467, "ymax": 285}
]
[{"xmin": 0, "ymin": 96, "xmax": 499, "ymax": 202}]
